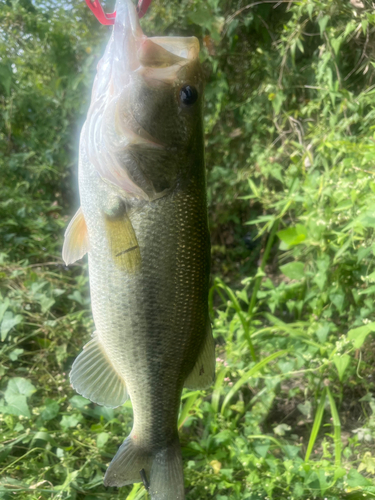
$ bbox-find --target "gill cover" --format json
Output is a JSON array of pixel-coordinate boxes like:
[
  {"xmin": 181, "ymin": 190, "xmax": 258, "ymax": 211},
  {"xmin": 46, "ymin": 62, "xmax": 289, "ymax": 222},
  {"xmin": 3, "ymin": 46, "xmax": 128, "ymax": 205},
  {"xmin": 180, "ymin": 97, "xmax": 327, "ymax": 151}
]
[{"xmin": 83, "ymin": 0, "xmax": 201, "ymax": 201}]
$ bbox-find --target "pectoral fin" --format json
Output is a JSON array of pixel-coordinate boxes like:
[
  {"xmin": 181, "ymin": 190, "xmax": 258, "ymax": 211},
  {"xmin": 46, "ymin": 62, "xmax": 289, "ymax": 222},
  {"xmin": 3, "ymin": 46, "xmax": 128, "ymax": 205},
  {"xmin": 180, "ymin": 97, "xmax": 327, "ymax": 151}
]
[
  {"xmin": 105, "ymin": 212, "xmax": 141, "ymax": 273},
  {"xmin": 70, "ymin": 334, "xmax": 127, "ymax": 408},
  {"xmin": 184, "ymin": 325, "xmax": 215, "ymax": 390},
  {"xmin": 62, "ymin": 207, "xmax": 89, "ymax": 265}
]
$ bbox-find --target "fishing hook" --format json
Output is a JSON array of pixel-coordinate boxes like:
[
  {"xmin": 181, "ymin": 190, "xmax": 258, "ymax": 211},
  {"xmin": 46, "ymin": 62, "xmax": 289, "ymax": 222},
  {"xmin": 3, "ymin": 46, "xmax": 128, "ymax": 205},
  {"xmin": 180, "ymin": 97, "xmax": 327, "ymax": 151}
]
[{"xmin": 84, "ymin": 0, "xmax": 152, "ymax": 25}]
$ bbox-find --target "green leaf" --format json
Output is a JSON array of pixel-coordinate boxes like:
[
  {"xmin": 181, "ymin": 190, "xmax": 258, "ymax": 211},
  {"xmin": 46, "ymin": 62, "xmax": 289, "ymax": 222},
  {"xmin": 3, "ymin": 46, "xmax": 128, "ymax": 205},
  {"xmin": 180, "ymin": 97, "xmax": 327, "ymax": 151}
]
[
  {"xmin": 31, "ymin": 431, "xmax": 54, "ymax": 447},
  {"xmin": 297, "ymin": 401, "xmax": 312, "ymax": 418},
  {"xmin": 41, "ymin": 399, "xmax": 60, "ymax": 421},
  {"xmin": 39, "ymin": 296, "xmax": 55, "ymax": 313},
  {"xmin": 313, "ymin": 256, "xmax": 330, "ymax": 291},
  {"xmin": 316, "ymin": 325, "xmax": 330, "ymax": 343},
  {"xmin": 2, "ymin": 395, "xmax": 30, "ymax": 417},
  {"xmin": 271, "ymin": 91, "xmax": 286, "ymax": 115},
  {"xmin": 187, "ymin": 5, "xmax": 224, "ymax": 41},
  {"xmin": 332, "ymin": 355, "xmax": 350, "ymax": 382},
  {"xmin": 296, "ymin": 38, "xmax": 304, "ymax": 54},
  {"xmin": 280, "ymin": 262, "xmax": 305, "ymax": 280},
  {"xmin": 254, "ymin": 443, "xmax": 269, "ymax": 457},
  {"xmin": 362, "ymin": 19, "xmax": 368, "ymax": 36},
  {"xmin": 277, "ymin": 225, "xmax": 307, "ymax": 247},
  {"xmin": 69, "ymin": 395, "xmax": 90, "ymax": 409},
  {"xmin": 8, "ymin": 348, "xmax": 23, "ymax": 361},
  {"xmin": 343, "ymin": 21, "xmax": 357, "ymax": 38},
  {"xmin": 2, "ymin": 378, "xmax": 36, "ymax": 417},
  {"xmin": 347, "ymin": 322, "xmax": 375, "ymax": 348},
  {"xmin": 96, "ymin": 432, "xmax": 110, "ymax": 448},
  {"xmin": 60, "ymin": 415, "xmax": 81, "ymax": 429},
  {"xmin": 331, "ymin": 37, "xmax": 341, "ymax": 56},
  {"xmin": 236, "ymin": 289, "xmax": 249, "ymax": 304},
  {"xmin": 347, "ymin": 468, "xmax": 372, "ymax": 487},
  {"xmin": 283, "ymin": 445, "xmax": 301, "ymax": 459},
  {"xmin": 0, "ymin": 297, "xmax": 10, "ymax": 324},
  {"xmin": 359, "ymin": 285, "xmax": 375, "ymax": 296},
  {"xmin": 333, "ymin": 467, "xmax": 347, "ymax": 481},
  {"xmin": 306, "ymin": 3, "xmax": 314, "ymax": 20},
  {"xmin": 1, "ymin": 311, "xmax": 23, "ymax": 341},
  {"xmin": 330, "ymin": 291, "xmax": 345, "ymax": 313},
  {"xmin": 6, "ymin": 377, "xmax": 36, "ymax": 398},
  {"xmin": 68, "ymin": 290, "xmax": 84, "ymax": 305},
  {"xmin": 318, "ymin": 15, "xmax": 330, "ymax": 36},
  {"xmin": 93, "ymin": 406, "xmax": 114, "ymax": 422},
  {"xmin": 273, "ymin": 423, "xmax": 291, "ymax": 436}
]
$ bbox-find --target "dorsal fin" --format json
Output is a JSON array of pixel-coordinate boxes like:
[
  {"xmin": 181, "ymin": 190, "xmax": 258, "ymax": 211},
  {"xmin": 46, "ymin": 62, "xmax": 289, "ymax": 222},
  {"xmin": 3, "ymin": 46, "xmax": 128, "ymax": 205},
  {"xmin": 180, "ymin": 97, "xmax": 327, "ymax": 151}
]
[
  {"xmin": 184, "ymin": 324, "xmax": 215, "ymax": 390},
  {"xmin": 62, "ymin": 207, "xmax": 89, "ymax": 265}
]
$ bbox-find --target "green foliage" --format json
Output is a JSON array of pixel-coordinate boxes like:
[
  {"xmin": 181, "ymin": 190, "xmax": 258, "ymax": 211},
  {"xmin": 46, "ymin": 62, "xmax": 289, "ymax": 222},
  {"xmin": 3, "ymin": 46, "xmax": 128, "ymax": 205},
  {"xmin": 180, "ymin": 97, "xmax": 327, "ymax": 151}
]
[{"xmin": 1, "ymin": 0, "xmax": 375, "ymax": 499}]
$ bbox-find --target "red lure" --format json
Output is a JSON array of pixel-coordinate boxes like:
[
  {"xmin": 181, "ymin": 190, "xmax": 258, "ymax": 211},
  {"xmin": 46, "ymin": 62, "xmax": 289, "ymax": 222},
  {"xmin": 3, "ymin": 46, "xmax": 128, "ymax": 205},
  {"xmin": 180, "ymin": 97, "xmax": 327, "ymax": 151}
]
[{"xmin": 84, "ymin": 0, "xmax": 152, "ymax": 24}]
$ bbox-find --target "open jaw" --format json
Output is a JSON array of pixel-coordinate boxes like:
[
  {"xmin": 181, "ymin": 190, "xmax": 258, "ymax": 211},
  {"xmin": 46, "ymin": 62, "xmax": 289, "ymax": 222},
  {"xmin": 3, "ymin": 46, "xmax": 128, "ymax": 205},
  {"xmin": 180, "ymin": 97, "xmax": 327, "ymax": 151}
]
[{"xmin": 110, "ymin": 0, "xmax": 200, "ymax": 84}]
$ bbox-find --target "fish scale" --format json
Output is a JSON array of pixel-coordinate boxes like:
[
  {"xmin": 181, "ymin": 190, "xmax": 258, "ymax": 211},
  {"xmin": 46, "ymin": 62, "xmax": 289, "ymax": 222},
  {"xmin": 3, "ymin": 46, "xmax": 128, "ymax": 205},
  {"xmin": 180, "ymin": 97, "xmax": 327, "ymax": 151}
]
[{"xmin": 62, "ymin": 0, "xmax": 214, "ymax": 497}]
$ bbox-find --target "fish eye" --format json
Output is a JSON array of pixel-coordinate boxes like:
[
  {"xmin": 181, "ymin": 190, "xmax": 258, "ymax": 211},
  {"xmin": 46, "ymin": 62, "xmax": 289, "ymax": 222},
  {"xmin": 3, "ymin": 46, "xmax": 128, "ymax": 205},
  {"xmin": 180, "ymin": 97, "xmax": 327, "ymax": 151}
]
[{"xmin": 179, "ymin": 85, "xmax": 198, "ymax": 106}]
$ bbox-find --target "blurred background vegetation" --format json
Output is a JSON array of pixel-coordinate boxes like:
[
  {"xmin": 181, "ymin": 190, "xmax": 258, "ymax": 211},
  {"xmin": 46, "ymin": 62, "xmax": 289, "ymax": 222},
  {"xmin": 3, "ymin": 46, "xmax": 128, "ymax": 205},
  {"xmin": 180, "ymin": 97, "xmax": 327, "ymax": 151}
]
[{"xmin": 1, "ymin": 0, "xmax": 375, "ymax": 498}]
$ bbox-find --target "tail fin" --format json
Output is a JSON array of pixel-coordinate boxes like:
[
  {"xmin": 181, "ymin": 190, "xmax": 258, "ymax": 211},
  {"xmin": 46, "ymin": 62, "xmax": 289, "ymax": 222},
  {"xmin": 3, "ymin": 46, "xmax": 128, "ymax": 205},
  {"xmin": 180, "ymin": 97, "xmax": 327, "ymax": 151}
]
[
  {"xmin": 103, "ymin": 436, "xmax": 185, "ymax": 499},
  {"xmin": 149, "ymin": 442, "xmax": 185, "ymax": 500}
]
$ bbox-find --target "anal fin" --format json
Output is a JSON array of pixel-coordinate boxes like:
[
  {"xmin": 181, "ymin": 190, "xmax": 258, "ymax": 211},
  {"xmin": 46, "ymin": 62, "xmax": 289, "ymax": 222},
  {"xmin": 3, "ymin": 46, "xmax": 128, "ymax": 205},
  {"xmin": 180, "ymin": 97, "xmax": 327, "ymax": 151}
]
[
  {"xmin": 184, "ymin": 324, "xmax": 215, "ymax": 390},
  {"xmin": 104, "ymin": 436, "xmax": 151, "ymax": 487},
  {"xmin": 62, "ymin": 207, "xmax": 89, "ymax": 265},
  {"xmin": 70, "ymin": 334, "xmax": 127, "ymax": 408}
]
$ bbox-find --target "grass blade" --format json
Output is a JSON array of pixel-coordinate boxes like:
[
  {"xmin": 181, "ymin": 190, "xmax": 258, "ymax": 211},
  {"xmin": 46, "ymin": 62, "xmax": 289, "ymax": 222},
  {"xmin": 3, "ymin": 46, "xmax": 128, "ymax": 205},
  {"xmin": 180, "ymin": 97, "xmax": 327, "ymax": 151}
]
[
  {"xmin": 305, "ymin": 387, "xmax": 326, "ymax": 462},
  {"xmin": 211, "ymin": 369, "xmax": 227, "ymax": 414},
  {"xmin": 220, "ymin": 350, "xmax": 288, "ymax": 414},
  {"xmin": 326, "ymin": 387, "xmax": 342, "ymax": 466},
  {"xmin": 126, "ymin": 484, "xmax": 143, "ymax": 499},
  {"xmin": 248, "ymin": 219, "xmax": 279, "ymax": 317},
  {"xmin": 215, "ymin": 277, "xmax": 257, "ymax": 361},
  {"xmin": 178, "ymin": 392, "xmax": 200, "ymax": 429}
]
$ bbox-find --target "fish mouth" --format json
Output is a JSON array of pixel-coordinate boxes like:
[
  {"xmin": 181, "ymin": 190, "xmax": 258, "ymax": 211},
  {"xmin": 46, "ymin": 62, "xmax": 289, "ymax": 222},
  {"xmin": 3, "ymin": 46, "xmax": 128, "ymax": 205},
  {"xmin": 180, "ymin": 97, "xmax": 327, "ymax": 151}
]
[
  {"xmin": 113, "ymin": 0, "xmax": 199, "ymax": 74},
  {"xmin": 111, "ymin": 0, "xmax": 201, "ymax": 142},
  {"xmin": 138, "ymin": 37, "xmax": 200, "ymax": 67}
]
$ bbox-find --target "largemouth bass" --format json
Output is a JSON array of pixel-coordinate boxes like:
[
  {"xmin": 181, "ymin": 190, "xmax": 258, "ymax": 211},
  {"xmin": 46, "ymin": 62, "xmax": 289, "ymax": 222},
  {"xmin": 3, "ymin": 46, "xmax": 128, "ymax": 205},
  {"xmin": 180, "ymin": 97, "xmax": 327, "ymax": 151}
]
[{"xmin": 62, "ymin": 0, "xmax": 214, "ymax": 498}]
